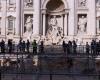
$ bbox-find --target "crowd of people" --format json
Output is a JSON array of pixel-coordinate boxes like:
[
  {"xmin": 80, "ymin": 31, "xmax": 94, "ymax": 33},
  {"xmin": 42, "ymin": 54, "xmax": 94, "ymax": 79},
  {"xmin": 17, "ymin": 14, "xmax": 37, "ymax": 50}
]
[
  {"xmin": 62, "ymin": 40, "xmax": 77, "ymax": 54},
  {"xmin": 62, "ymin": 39, "xmax": 100, "ymax": 54},
  {"xmin": 0, "ymin": 39, "xmax": 100, "ymax": 54},
  {"xmin": 0, "ymin": 39, "xmax": 44, "ymax": 54}
]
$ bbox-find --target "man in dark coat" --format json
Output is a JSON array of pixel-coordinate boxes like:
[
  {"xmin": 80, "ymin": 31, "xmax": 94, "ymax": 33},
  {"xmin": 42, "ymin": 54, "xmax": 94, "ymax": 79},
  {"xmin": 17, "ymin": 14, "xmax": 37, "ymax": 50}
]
[
  {"xmin": 26, "ymin": 39, "xmax": 30, "ymax": 53},
  {"xmin": 8, "ymin": 39, "xmax": 13, "ymax": 53},
  {"xmin": 1, "ymin": 39, "xmax": 5, "ymax": 53}
]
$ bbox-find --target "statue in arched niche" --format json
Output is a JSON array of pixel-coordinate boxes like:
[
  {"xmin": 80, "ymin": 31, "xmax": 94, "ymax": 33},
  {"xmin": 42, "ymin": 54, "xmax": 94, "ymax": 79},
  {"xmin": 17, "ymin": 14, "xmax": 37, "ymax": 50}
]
[
  {"xmin": 78, "ymin": 16, "xmax": 87, "ymax": 33},
  {"xmin": 46, "ymin": 16, "xmax": 63, "ymax": 44},
  {"xmin": 24, "ymin": 16, "xmax": 33, "ymax": 39}
]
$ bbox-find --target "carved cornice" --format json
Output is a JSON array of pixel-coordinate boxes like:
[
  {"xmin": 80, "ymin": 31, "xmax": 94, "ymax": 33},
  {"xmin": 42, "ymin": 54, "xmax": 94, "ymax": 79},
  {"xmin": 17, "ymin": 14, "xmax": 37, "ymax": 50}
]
[
  {"xmin": 64, "ymin": 9, "xmax": 69, "ymax": 13},
  {"xmin": 41, "ymin": 9, "xmax": 47, "ymax": 14},
  {"xmin": 7, "ymin": 3, "xmax": 16, "ymax": 12},
  {"xmin": 41, "ymin": 8, "xmax": 69, "ymax": 15}
]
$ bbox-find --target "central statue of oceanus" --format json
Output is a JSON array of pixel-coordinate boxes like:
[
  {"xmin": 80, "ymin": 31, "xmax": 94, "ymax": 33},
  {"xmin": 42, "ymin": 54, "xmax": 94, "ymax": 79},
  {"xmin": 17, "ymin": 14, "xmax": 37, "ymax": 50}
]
[{"xmin": 46, "ymin": 16, "xmax": 63, "ymax": 44}]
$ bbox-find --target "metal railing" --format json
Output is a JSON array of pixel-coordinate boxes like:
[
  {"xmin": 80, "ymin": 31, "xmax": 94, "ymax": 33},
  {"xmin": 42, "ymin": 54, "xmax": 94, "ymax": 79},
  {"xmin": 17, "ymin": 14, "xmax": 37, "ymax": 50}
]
[
  {"xmin": 0, "ymin": 44, "xmax": 99, "ymax": 55},
  {"xmin": 0, "ymin": 45, "xmax": 100, "ymax": 80}
]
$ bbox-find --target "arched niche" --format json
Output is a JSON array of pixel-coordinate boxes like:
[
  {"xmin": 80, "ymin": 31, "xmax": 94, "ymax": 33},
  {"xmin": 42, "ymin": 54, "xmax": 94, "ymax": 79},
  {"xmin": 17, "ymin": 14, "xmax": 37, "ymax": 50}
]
[
  {"xmin": 46, "ymin": 0, "xmax": 65, "ymax": 12},
  {"xmin": 42, "ymin": 0, "xmax": 68, "ymax": 9},
  {"xmin": 42, "ymin": 0, "xmax": 69, "ymax": 44}
]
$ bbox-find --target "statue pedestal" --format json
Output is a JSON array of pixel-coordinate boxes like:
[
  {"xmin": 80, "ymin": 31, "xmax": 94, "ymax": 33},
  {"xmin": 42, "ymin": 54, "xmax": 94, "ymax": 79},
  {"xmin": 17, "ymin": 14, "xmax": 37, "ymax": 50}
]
[{"xmin": 23, "ymin": 31, "xmax": 33, "ymax": 40}]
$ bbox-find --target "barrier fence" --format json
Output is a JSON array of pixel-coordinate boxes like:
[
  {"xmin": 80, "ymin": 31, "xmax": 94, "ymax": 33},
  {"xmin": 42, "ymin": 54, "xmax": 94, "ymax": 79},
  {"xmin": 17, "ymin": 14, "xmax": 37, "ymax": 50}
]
[
  {"xmin": 0, "ymin": 45, "xmax": 97, "ymax": 53},
  {"xmin": 0, "ymin": 45, "xmax": 100, "ymax": 80}
]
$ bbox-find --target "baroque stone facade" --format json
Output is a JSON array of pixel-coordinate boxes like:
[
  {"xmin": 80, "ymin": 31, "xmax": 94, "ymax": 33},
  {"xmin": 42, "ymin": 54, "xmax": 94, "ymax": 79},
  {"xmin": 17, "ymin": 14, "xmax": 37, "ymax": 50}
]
[{"xmin": 0, "ymin": 0, "xmax": 100, "ymax": 45}]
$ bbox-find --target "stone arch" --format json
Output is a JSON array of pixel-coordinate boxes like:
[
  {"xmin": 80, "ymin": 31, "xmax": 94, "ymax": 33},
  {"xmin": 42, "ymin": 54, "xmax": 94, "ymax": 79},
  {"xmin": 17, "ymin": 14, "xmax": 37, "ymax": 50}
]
[
  {"xmin": 46, "ymin": 0, "xmax": 65, "ymax": 12},
  {"xmin": 42, "ymin": 0, "xmax": 68, "ymax": 9},
  {"xmin": 41, "ymin": 0, "xmax": 69, "ymax": 45}
]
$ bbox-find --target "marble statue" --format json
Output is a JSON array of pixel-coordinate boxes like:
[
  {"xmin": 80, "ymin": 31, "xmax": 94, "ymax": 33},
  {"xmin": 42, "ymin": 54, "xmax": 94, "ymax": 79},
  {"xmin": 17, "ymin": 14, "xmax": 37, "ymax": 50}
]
[
  {"xmin": 47, "ymin": 16, "xmax": 58, "ymax": 38},
  {"xmin": 24, "ymin": 16, "xmax": 33, "ymax": 39},
  {"xmin": 78, "ymin": 16, "xmax": 87, "ymax": 33},
  {"xmin": 49, "ymin": 16, "xmax": 57, "ymax": 26},
  {"xmin": 46, "ymin": 16, "xmax": 63, "ymax": 44}
]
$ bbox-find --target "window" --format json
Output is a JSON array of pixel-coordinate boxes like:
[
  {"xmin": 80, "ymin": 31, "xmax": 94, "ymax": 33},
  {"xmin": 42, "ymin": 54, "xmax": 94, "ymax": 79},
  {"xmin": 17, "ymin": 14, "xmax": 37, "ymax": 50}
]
[
  {"xmin": 8, "ymin": 16, "xmax": 15, "ymax": 34},
  {"xmin": 9, "ymin": 0, "xmax": 15, "ymax": 5},
  {"xmin": 8, "ymin": 16, "xmax": 14, "ymax": 30},
  {"xmin": 97, "ymin": 0, "xmax": 100, "ymax": 6},
  {"xmin": 97, "ymin": 19, "xmax": 100, "ymax": 34},
  {"xmin": 0, "ymin": 0, "xmax": 1, "ymax": 5}
]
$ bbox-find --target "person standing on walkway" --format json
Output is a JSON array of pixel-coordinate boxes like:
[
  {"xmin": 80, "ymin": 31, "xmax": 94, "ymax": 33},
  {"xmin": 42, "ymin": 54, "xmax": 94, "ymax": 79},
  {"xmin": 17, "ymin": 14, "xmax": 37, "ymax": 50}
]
[
  {"xmin": 40, "ymin": 41, "xmax": 44, "ymax": 53},
  {"xmin": 72, "ymin": 40, "xmax": 77, "ymax": 54},
  {"xmin": 8, "ymin": 39, "xmax": 13, "ymax": 53},
  {"xmin": 18, "ymin": 39, "xmax": 23, "ymax": 52},
  {"xmin": 1, "ymin": 39, "xmax": 5, "ymax": 53},
  {"xmin": 97, "ymin": 40, "xmax": 100, "ymax": 54},
  {"xmin": 68, "ymin": 41, "xmax": 72, "ymax": 54},
  {"xmin": 22, "ymin": 41, "xmax": 26, "ymax": 52},
  {"xmin": 91, "ymin": 40, "xmax": 96, "ymax": 54},
  {"xmin": 26, "ymin": 39, "xmax": 30, "ymax": 53},
  {"xmin": 32, "ymin": 40, "xmax": 37, "ymax": 54},
  {"xmin": 86, "ymin": 42, "xmax": 90, "ymax": 54},
  {"xmin": 62, "ymin": 40, "xmax": 66, "ymax": 53}
]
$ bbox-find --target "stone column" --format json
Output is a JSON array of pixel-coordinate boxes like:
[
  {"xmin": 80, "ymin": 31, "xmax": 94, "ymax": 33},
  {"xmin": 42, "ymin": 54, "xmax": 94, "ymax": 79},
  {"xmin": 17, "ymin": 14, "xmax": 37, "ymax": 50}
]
[
  {"xmin": 87, "ymin": 0, "xmax": 96, "ymax": 35},
  {"xmin": 68, "ymin": 0, "xmax": 75, "ymax": 36},
  {"xmin": 43, "ymin": 14, "xmax": 46, "ymax": 36},
  {"xmin": 96, "ymin": 19, "xmax": 99, "ymax": 32},
  {"xmin": 1, "ymin": 0, "xmax": 7, "ymax": 36},
  {"xmin": 21, "ymin": 0, "xmax": 24, "ymax": 37},
  {"xmin": 33, "ymin": 0, "xmax": 40, "ymax": 36},
  {"xmin": 16, "ymin": 0, "xmax": 20, "ymax": 35},
  {"xmin": 64, "ymin": 14, "xmax": 68, "ymax": 36},
  {"xmin": 61, "ymin": 15, "xmax": 63, "ymax": 31}
]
